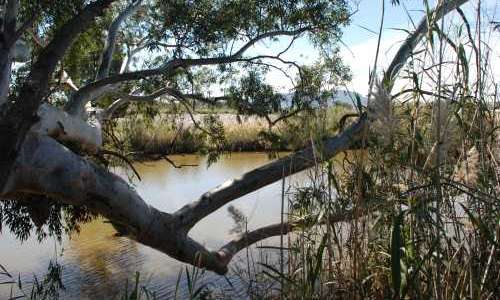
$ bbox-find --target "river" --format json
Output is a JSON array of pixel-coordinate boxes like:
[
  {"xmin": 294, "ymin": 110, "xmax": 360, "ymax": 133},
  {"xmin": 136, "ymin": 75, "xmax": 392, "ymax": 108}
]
[{"xmin": 1, "ymin": 153, "xmax": 304, "ymax": 299}]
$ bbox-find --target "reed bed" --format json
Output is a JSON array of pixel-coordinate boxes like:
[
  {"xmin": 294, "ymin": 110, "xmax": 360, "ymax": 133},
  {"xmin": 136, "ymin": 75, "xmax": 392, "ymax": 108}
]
[
  {"xmin": 106, "ymin": 105, "xmax": 353, "ymax": 158},
  {"xmin": 2, "ymin": 2, "xmax": 499, "ymax": 300}
]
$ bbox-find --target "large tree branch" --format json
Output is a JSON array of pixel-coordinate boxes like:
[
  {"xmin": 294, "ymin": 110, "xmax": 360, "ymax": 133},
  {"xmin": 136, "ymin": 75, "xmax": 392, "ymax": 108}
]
[
  {"xmin": 64, "ymin": 28, "xmax": 311, "ymax": 116},
  {"xmin": 101, "ymin": 86, "xmax": 228, "ymax": 120},
  {"xmin": 0, "ymin": 0, "xmax": 116, "ymax": 191},
  {"xmin": 0, "ymin": 133, "xmax": 478, "ymax": 276},
  {"xmin": 383, "ymin": 0, "xmax": 468, "ymax": 87},
  {"xmin": 96, "ymin": 0, "xmax": 142, "ymax": 80},
  {"xmin": 0, "ymin": 132, "xmax": 383, "ymax": 275},
  {"xmin": 101, "ymin": 87, "xmax": 172, "ymax": 120},
  {"xmin": 1, "ymin": 134, "xmax": 229, "ymax": 274},
  {"xmin": 174, "ymin": 0, "xmax": 471, "ymax": 231},
  {"xmin": 173, "ymin": 116, "xmax": 368, "ymax": 229},
  {"xmin": 230, "ymin": 28, "xmax": 310, "ymax": 58},
  {"xmin": 0, "ymin": 0, "xmax": 472, "ymax": 277},
  {"xmin": 0, "ymin": 0, "xmax": 19, "ymax": 104},
  {"xmin": 67, "ymin": 0, "xmax": 146, "ymax": 119},
  {"xmin": 217, "ymin": 209, "xmax": 357, "ymax": 265},
  {"xmin": 31, "ymin": 103, "xmax": 102, "ymax": 153}
]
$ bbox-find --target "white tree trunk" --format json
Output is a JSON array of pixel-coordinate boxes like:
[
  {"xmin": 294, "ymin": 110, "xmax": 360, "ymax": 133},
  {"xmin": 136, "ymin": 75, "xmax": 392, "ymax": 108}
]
[
  {"xmin": 31, "ymin": 103, "xmax": 103, "ymax": 153},
  {"xmin": 1, "ymin": 134, "xmax": 229, "ymax": 274},
  {"xmin": 0, "ymin": 0, "xmax": 472, "ymax": 276}
]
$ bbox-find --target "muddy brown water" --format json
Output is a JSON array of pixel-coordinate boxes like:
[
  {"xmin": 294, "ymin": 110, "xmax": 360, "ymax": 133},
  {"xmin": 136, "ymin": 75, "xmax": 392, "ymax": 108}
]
[{"xmin": 1, "ymin": 153, "xmax": 308, "ymax": 299}]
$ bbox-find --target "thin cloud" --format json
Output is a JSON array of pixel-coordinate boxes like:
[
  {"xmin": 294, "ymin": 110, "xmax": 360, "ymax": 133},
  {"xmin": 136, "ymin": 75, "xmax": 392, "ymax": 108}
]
[{"xmin": 340, "ymin": 32, "xmax": 406, "ymax": 94}]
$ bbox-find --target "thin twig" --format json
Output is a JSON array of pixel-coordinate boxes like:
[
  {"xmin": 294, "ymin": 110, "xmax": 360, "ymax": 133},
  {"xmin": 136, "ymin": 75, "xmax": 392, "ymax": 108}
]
[
  {"xmin": 162, "ymin": 155, "xmax": 198, "ymax": 169},
  {"xmin": 100, "ymin": 149, "xmax": 142, "ymax": 181}
]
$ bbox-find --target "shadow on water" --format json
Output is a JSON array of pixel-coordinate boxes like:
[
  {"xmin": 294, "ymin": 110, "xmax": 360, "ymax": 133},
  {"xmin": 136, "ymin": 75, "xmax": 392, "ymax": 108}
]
[{"xmin": 1, "ymin": 152, "xmax": 302, "ymax": 299}]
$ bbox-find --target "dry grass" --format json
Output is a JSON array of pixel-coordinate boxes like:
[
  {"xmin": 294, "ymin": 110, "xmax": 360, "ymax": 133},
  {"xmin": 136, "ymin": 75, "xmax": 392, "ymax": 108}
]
[{"xmin": 107, "ymin": 105, "xmax": 354, "ymax": 157}]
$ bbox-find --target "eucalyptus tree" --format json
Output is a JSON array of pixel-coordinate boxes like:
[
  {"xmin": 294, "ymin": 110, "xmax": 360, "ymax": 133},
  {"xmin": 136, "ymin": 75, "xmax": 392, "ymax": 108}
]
[{"xmin": 0, "ymin": 0, "xmax": 470, "ymax": 275}]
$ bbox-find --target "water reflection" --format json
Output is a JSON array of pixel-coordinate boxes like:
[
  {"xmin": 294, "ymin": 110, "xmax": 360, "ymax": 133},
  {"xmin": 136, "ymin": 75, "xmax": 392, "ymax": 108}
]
[{"xmin": 1, "ymin": 153, "xmax": 299, "ymax": 299}]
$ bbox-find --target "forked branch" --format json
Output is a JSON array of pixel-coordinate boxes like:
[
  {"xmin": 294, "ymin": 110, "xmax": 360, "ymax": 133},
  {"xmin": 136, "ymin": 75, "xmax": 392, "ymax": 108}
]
[
  {"xmin": 64, "ymin": 27, "xmax": 311, "ymax": 116},
  {"xmin": 0, "ymin": 0, "xmax": 471, "ymax": 276},
  {"xmin": 96, "ymin": 0, "xmax": 143, "ymax": 80}
]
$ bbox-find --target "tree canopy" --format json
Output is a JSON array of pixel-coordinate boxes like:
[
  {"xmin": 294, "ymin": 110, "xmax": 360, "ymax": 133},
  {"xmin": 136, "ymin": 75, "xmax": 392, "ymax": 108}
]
[
  {"xmin": 2, "ymin": 0, "xmax": 491, "ymax": 282},
  {"xmin": 11, "ymin": 0, "xmax": 350, "ymax": 114},
  {"xmin": 0, "ymin": 0, "xmax": 353, "ymax": 274}
]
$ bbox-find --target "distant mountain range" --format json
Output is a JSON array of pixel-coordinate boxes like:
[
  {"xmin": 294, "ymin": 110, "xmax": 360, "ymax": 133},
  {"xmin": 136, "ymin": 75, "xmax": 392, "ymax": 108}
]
[
  {"xmin": 281, "ymin": 90, "xmax": 367, "ymax": 108},
  {"xmin": 330, "ymin": 90, "xmax": 367, "ymax": 106}
]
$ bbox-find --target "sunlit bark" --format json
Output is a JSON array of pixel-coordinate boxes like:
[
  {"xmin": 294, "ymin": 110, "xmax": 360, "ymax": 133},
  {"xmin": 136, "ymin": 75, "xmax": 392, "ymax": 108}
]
[{"xmin": 0, "ymin": 0, "xmax": 471, "ymax": 275}]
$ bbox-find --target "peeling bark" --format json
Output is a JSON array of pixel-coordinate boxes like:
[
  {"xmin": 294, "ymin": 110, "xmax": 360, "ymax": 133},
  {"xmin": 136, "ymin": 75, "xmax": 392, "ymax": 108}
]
[
  {"xmin": 0, "ymin": 0, "xmax": 471, "ymax": 276},
  {"xmin": 31, "ymin": 103, "xmax": 102, "ymax": 152},
  {"xmin": 66, "ymin": 84, "xmax": 120, "ymax": 117},
  {"xmin": 1, "ymin": 134, "xmax": 229, "ymax": 274},
  {"xmin": 0, "ymin": 46, "xmax": 12, "ymax": 104},
  {"xmin": 0, "ymin": 0, "xmax": 116, "ymax": 192}
]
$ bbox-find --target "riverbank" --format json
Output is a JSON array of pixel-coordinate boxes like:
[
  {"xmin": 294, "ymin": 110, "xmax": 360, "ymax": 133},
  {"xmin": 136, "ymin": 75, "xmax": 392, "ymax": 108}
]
[
  {"xmin": 0, "ymin": 153, "xmax": 293, "ymax": 299},
  {"xmin": 108, "ymin": 105, "xmax": 353, "ymax": 159}
]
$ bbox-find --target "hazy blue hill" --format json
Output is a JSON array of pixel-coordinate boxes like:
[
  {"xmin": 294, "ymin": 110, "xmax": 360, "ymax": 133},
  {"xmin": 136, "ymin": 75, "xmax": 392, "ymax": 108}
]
[
  {"xmin": 281, "ymin": 90, "xmax": 367, "ymax": 108},
  {"xmin": 330, "ymin": 90, "xmax": 367, "ymax": 106}
]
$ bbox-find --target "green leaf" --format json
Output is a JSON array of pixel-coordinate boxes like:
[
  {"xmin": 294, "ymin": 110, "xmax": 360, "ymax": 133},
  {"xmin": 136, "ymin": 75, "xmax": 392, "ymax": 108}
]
[
  {"xmin": 312, "ymin": 234, "xmax": 328, "ymax": 286},
  {"xmin": 458, "ymin": 44, "xmax": 469, "ymax": 84},
  {"xmin": 174, "ymin": 268, "xmax": 183, "ymax": 299},
  {"xmin": 391, "ymin": 211, "xmax": 404, "ymax": 298},
  {"xmin": 259, "ymin": 262, "xmax": 297, "ymax": 287}
]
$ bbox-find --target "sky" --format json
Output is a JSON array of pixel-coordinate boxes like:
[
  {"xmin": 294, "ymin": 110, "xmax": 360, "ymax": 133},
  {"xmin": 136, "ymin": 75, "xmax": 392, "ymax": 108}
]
[
  {"xmin": 257, "ymin": 0, "xmax": 500, "ymax": 95},
  {"xmin": 341, "ymin": 0, "xmax": 500, "ymax": 93}
]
